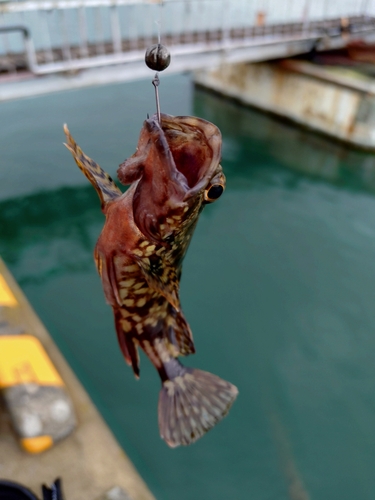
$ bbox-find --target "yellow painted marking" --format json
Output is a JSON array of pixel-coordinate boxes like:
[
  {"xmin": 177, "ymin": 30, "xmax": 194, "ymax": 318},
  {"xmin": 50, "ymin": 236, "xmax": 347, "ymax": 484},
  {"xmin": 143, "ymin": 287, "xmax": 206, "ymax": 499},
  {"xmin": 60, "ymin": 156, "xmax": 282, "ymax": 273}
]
[
  {"xmin": 132, "ymin": 249, "xmax": 143, "ymax": 257},
  {"xmin": 135, "ymin": 323, "xmax": 143, "ymax": 335},
  {"xmin": 159, "ymin": 224, "xmax": 165, "ymax": 230},
  {"xmin": 142, "ymin": 257, "xmax": 150, "ymax": 265},
  {"xmin": 120, "ymin": 309, "xmax": 131, "ymax": 318},
  {"xmin": 0, "ymin": 335, "xmax": 64, "ymax": 388},
  {"xmin": 134, "ymin": 288, "xmax": 148, "ymax": 295},
  {"xmin": 156, "ymin": 248, "xmax": 164, "ymax": 256},
  {"xmin": 123, "ymin": 299, "xmax": 134, "ymax": 307},
  {"xmin": 133, "ymin": 282, "xmax": 144, "ymax": 290},
  {"xmin": 146, "ymin": 245, "xmax": 156, "ymax": 253},
  {"xmin": 0, "ymin": 274, "xmax": 17, "ymax": 307},
  {"xmin": 166, "ymin": 218, "xmax": 174, "ymax": 224},
  {"xmin": 136, "ymin": 297, "xmax": 146, "ymax": 308},
  {"xmin": 172, "ymin": 215, "xmax": 181, "ymax": 220},
  {"xmin": 21, "ymin": 435, "xmax": 53, "ymax": 454},
  {"xmin": 132, "ymin": 314, "xmax": 141, "ymax": 322},
  {"xmin": 123, "ymin": 264, "xmax": 139, "ymax": 273},
  {"xmin": 183, "ymin": 206, "xmax": 189, "ymax": 212},
  {"xmin": 139, "ymin": 241, "xmax": 149, "ymax": 247}
]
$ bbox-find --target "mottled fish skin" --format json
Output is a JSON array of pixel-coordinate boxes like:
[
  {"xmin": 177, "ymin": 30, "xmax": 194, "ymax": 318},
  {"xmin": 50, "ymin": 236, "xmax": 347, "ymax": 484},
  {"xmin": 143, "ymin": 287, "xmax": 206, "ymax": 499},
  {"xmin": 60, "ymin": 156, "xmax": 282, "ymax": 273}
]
[{"xmin": 64, "ymin": 114, "xmax": 238, "ymax": 447}]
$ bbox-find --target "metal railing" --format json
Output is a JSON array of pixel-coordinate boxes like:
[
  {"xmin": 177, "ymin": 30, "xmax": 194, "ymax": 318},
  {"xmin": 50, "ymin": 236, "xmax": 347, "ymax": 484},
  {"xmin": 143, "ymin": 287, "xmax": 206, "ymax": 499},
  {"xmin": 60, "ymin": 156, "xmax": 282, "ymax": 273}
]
[{"xmin": 0, "ymin": 0, "xmax": 374, "ymax": 77}]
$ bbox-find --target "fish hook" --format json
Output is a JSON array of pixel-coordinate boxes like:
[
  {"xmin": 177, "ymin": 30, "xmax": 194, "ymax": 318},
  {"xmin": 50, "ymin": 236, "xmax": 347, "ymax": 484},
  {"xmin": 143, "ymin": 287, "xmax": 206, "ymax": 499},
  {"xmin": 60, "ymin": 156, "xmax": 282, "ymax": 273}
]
[
  {"xmin": 152, "ymin": 72, "xmax": 161, "ymax": 123},
  {"xmin": 145, "ymin": 43, "xmax": 171, "ymax": 124}
]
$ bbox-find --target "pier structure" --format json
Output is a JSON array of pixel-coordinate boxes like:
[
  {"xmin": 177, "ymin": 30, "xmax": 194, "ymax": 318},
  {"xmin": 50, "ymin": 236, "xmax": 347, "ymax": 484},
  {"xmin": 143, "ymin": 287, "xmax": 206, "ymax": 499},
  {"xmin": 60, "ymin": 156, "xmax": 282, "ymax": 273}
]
[
  {"xmin": 0, "ymin": 0, "xmax": 375, "ymax": 93},
  {"xmin": 0, "ymin": 258, "xmax": 154, "ymax": 500},
  {"xmin": 195, "ymin": 59, "xmax": 375, "ymax": 151}
]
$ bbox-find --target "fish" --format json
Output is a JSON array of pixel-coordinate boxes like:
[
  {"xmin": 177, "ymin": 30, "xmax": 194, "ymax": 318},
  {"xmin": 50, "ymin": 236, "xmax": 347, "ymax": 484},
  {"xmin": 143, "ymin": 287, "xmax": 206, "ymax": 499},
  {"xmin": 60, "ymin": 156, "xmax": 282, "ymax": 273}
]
[{"xmin": 64, "ymin": 113, "xmax": 238, "ymax": 447}]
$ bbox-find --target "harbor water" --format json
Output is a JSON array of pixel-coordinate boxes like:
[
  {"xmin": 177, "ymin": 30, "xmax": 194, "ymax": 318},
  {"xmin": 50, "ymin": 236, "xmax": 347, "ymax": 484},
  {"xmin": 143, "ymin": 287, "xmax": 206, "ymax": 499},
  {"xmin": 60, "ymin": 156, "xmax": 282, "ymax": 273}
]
[{"xmin": 1, "ymin": 73, "xmax": 375, "ymax": 499}]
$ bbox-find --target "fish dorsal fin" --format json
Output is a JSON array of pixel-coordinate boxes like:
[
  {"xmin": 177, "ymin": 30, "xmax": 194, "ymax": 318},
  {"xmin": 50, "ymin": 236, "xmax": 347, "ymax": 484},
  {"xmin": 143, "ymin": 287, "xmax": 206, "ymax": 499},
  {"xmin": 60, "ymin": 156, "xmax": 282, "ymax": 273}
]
[{"xmin": 64, "ymin": 124, "xmax": 122, "ymax": 210}]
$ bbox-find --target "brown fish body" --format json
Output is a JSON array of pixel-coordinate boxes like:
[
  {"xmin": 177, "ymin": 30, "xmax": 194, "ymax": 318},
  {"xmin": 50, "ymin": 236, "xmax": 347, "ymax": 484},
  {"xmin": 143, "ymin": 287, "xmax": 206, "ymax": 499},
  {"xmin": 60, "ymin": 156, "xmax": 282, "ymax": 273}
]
[
  {"xmin": 94, "ymin": 185, "xmax": 195, "ymax": 376},
  {"xmin": 64, "ymin": 113, "xmax": 238, "ymax": 447}
]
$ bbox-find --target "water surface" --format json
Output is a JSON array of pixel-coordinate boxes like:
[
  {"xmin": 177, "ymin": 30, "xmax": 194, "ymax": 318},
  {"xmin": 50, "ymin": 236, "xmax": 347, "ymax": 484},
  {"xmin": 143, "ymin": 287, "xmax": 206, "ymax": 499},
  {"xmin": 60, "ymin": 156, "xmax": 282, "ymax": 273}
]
[{"xmin": 1, "ymin": 74, "xmax": 375, "ymax": 500}]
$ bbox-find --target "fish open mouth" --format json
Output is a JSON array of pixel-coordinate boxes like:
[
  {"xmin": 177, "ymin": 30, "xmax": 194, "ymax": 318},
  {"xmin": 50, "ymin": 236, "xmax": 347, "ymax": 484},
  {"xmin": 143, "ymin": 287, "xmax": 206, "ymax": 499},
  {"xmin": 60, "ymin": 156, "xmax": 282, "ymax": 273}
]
[
  {"xmin": 116, "ymin": 113, "xmax": 224, "ymax": 242},
  {"xmin": 160, "ymin": 114, "xmax": 222, "ymax": 195}
]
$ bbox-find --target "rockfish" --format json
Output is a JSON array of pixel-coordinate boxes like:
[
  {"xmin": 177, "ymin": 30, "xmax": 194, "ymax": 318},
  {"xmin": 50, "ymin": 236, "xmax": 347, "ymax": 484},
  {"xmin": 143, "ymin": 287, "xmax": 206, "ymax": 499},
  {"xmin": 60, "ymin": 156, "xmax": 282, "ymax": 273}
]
[{"xmin": 64, "ymin": 114, "xmax": 238, "ymax": 447}]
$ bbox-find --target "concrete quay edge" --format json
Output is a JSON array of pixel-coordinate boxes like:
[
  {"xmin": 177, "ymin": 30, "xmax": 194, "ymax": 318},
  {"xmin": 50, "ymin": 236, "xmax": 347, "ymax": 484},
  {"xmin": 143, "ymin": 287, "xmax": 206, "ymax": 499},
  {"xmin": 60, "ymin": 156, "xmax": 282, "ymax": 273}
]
[{"xmin": 0, "ymin": 257, "xmax": 155, "ymax": 500}]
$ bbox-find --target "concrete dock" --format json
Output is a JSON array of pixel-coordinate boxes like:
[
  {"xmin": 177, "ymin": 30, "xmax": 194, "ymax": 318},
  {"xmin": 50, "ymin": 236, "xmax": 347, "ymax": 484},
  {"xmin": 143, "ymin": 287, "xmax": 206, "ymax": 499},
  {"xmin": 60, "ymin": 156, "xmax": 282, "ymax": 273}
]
[
  {"xmin": 0, "ymin": 257, "xmax": 155, "ymax": 500},
  {"xmin": 194, "ymin": 59, "xmax": 375, "ymax": 151}
]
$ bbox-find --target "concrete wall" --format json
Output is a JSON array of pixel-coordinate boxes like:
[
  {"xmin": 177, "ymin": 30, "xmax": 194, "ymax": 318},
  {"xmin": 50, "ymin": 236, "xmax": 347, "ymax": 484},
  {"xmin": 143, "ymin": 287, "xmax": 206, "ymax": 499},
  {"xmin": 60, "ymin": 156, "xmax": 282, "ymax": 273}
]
[{"xmin": 194, "ymin": 60, "xmax": 375, "ymax": 151}]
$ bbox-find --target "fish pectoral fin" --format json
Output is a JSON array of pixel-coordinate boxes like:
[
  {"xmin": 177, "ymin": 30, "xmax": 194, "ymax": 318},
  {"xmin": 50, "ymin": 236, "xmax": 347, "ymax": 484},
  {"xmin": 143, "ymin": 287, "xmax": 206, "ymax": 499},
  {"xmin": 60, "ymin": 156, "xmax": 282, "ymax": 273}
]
[
  {"xmin": 95, "ymin": 249, "xmax": 122, "ymax": 307},
  {"xmin": 131, "ymin": 253, "xmax": 180, "ymax": 310},
  {"xmin": 114, "ymin": 310, "xmax": 140, "ymax": 378},
  {"xmin": 117, "ymin": 154, "xmax": 145, "ymax": 185},
  {"xmin": 64, "ymin": 124, "xmax": 122, "ymax": 210}
]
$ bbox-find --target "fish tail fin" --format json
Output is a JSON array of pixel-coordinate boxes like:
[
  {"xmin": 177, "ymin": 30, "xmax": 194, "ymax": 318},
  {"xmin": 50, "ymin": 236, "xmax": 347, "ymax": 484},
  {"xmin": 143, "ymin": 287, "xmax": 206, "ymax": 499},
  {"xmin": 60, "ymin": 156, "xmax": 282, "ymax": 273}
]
[
  {"xmin": 158, "ymin": 360, "xmax": 238, "ymax": 447},
  {"xmin": 63, "ymin": 124, "xmax": 122, "ymax": 209}
]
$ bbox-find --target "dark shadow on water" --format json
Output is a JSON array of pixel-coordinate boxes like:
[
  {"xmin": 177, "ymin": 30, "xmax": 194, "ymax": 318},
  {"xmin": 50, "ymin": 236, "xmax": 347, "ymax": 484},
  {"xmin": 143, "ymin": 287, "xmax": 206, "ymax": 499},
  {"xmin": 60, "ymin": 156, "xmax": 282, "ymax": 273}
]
[{"xmin": 0, "ymin": 186, "xmax": 101, "ymax": 284}]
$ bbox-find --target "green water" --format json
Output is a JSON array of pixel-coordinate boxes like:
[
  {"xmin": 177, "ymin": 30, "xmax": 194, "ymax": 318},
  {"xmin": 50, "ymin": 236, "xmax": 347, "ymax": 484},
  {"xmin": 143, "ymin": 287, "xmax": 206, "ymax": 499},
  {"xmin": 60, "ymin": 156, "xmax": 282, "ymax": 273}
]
[{"xmin": 2, "ymin": 74, "xmax": 375, "ymax": 500}]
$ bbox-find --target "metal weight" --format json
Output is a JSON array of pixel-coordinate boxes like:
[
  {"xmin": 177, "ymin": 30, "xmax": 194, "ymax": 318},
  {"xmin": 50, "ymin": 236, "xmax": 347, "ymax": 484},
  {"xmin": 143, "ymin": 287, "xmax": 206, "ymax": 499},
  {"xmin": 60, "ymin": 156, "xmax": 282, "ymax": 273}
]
[{"xmin": 145, "ymin": 44, "xmax": 171, "ymax": 72}]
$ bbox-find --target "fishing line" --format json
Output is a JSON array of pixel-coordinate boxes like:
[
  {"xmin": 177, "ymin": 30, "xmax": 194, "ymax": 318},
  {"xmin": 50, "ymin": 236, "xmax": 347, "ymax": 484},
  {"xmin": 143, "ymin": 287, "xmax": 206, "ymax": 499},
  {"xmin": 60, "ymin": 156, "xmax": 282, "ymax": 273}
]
[
  {"xmin": 155, "ymin": 0, "xmax": 163, "ymax": 45},
  {"xmin": 144, "ymin": 0, "xmax": 170, "ymax": 123},
  {"xmin": 156, "ymin": 20, "xmax": 161, "ymax": 45}
]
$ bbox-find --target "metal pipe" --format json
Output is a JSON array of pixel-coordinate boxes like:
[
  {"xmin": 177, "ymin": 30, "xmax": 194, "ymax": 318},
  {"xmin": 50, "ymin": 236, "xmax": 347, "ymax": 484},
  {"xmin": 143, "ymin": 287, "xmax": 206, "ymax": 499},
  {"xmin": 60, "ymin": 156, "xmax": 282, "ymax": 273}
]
[
  {"xmin": 2, "ymin": 10, "xmax": 375, "ymax": 77},
  {"xmin": 0, "ymin": 25, "xmax": 30, "ymax": 37},
  {"xmin": 23, "ymin": 33, "xmax": 322, "ymax": 75},
  {"xmin": 0, "ymin": 25, "xmax": 38, "ymax": 73}
]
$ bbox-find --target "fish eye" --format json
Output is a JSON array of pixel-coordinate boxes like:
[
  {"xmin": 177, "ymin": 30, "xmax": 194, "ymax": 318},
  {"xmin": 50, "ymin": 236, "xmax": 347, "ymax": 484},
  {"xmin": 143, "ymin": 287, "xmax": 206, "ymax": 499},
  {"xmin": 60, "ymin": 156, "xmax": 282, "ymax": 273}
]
[{"xmin": 205, "ymin": 184, "xmax": 224, "ymax": 202}]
